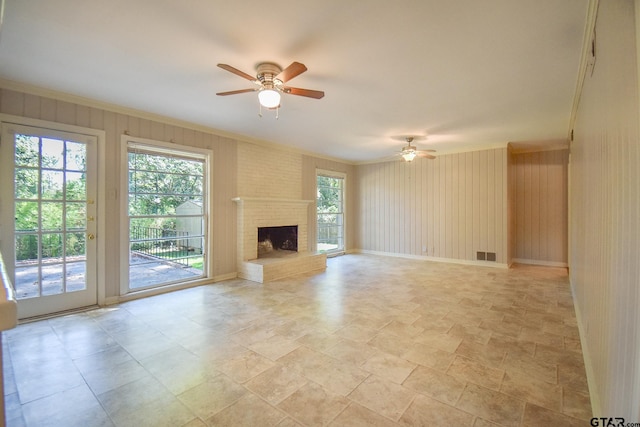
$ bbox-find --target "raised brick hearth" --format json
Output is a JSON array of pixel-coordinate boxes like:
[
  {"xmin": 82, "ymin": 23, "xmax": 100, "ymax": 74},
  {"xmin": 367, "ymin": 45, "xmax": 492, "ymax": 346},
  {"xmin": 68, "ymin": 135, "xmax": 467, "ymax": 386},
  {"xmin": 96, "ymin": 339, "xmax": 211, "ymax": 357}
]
[{"xmin": 233, "ymin": 197, "xmax": 327, "ymax": 283}]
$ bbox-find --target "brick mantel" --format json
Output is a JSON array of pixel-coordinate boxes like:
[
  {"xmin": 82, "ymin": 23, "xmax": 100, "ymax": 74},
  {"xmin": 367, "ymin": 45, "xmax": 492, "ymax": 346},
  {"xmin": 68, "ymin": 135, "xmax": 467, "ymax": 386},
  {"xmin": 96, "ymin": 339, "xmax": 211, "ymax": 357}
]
[
  {"xmin": 233, "ymin": 196, "xmax": 325, "ymax": 282},
  {"xmin": 233, "ymin": 197, "xmax": 313, "ymax": 262}
]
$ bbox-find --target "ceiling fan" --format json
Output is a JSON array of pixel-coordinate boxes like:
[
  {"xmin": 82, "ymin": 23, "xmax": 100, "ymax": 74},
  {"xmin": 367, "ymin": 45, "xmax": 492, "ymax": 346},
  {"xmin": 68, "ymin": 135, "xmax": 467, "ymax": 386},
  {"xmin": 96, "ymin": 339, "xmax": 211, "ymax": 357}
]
[
  {"xmin": 216, "ymin": 61, "xmax": 324, "ymax": 112},
  {"xmin": 398, "ymin": 137, "xmax": 436, "ymax": 162}
]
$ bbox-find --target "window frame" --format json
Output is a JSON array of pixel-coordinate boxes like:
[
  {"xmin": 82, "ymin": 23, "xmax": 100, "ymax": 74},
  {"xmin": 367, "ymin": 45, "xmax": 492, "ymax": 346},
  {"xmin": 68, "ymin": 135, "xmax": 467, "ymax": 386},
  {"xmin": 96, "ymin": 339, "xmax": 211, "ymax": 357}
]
[
  {"xmin": 316, "ymin": 168, "xmax": 347, "ymax": 256},
  {"xmin": 119, "ymin": 135, "xmax": 213, "ymax": 297}
]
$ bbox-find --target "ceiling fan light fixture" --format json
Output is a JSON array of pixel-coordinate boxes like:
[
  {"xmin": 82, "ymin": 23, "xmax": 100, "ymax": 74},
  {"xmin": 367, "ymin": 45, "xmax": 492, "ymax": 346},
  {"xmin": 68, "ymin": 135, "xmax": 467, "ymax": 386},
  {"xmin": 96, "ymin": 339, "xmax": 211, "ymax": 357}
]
[
  {"xmin": 258, "ymin": 89, "xmax": 281, "ymax": 108},
  {"xmin": 402, "ymin": 151, "xmax": 417, "ymax": 162}
]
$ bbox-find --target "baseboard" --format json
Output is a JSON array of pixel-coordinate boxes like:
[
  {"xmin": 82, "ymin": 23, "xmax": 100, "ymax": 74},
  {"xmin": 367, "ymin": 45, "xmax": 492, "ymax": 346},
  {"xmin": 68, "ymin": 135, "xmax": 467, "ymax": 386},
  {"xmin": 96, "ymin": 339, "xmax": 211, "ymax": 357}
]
[
  {"xmin": 512, "ymin": 258, "xmax": 568, "ymax": 268},
  {"xmin": 353, "ymin": 249, "xmax": 509, "ymax": 269},
  {"xmin": 571, "ymin": 279, "xmax": 601, "ymax": 416}
]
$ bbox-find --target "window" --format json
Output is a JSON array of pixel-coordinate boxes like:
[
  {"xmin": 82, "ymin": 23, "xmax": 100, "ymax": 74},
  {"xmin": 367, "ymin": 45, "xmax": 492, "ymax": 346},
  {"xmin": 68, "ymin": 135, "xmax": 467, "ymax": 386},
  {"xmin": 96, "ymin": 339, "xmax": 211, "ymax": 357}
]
[
  {"xmin": 316, "ymin": 171, "xmax": 345, "ymax": 254},
  {"xmin": 123, "ymin": 138, "xmax": 210, "ymax": 292}
]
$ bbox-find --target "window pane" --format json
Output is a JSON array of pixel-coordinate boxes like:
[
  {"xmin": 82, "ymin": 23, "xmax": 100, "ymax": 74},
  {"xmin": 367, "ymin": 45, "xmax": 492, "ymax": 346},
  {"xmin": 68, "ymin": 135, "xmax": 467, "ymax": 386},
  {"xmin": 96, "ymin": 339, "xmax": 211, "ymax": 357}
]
[
  {"xmin": 42, "ymin": 170, "xmax": 64, "ymax": 199},
  {"xmin": 14, "ymin": 266, "xmax": 39, "ymax": 299},
  {"xmin": 65, "ymin": 262, "xmax": 86, "ymax": 292},
  {"xmin": 41, "ymin": 138, "xmax": 64, "ymax": 169},
  {"xmin": 41, "ymin": 233, "xmax": 63, "ymax": 261},
  {"xmin": 15, "ymin": 168, "xmax": 39, "ymax": 199},
  {"xmin": 66, "ymin": 233, "xmax": 86, "ymax": 257},
  {"xmin": 41, "ymin": 202, "xmax": 64, "ymax": 231},
  {"xmin": 15, "ymin": 135, "xmax": 39, "ymax": 167},
  {"xmin": 15, "ymin": 201, "xmax": 38, "ymax": 231},
  {"xmin": 66, "ymin": 141, "xmax": 86, "ymax": 171},
  {"xmin": 41, "ymin": 264, "xmax": 64, "ymax": 296},
  {"xmin": 15, "ymin": 234, "xmax": 38, "ymax": 262},
  {"xmin": 66, "ymin": 202, "xmax": 86, "ymax": 230},
  {"xmin": 66, "ymin": 172, "xmax": 86, "ymax": 201}
]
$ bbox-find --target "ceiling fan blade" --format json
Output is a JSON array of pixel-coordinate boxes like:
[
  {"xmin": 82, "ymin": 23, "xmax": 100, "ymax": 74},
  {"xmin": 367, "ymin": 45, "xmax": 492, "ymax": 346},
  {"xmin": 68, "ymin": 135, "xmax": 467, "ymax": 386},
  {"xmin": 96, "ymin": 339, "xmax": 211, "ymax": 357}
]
[
  {"xmin": 216, "ymin": 88, "xmax": 257, "ymax": 96},
  {"xmin": 283, "ymin": 86, "xmax": 325, "ymax": 99},
  {"xmin": 416, "ymin": 152, "xmax": 436, "ymax": 159},
  {"xmin": 217, "ymin": 64, "xmax": 256, "ymax": 81},
  {"xmin": 276, "ymin": 62, "xmax": 307, "ymax": 83}
]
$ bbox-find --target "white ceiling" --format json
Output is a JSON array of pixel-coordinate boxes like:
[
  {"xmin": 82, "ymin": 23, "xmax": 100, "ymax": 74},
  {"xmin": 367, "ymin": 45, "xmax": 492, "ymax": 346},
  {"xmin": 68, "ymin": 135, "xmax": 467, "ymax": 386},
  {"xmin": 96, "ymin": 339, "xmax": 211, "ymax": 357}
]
[{"xmin": 0, "ymin": 0, "xmax": 588, "ymax": 162}]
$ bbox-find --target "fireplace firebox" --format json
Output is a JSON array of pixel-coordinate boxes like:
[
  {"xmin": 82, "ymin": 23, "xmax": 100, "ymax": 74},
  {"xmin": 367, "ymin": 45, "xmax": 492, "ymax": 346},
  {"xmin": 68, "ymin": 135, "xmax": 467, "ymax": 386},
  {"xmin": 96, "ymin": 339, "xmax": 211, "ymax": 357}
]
[{"xmin": 257, "ymin": 225, "xmax": 298, "ymax": 257}]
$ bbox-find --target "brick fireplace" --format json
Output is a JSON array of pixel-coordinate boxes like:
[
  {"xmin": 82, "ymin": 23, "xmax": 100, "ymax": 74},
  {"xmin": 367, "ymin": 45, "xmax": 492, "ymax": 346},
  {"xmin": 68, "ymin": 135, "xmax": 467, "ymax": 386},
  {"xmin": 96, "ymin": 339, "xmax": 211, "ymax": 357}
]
[{"xmin": 233, "ymin": 197, "xmax": 327, "ymax": 282}]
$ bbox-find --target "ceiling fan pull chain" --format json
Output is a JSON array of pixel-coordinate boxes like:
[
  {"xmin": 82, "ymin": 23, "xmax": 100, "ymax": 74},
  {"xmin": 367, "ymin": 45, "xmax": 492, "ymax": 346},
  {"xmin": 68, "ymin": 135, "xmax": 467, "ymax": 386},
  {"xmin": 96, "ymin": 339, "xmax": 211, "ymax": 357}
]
[{"xmin": 258, "ymin": 102, "xmax": 263, "ymax": 118}]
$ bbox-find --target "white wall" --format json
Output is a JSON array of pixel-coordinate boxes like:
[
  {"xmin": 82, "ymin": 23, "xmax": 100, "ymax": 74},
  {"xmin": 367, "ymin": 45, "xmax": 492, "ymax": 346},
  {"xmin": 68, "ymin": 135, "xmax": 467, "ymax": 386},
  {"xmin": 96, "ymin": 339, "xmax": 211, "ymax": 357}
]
[
  {"xmin": 570, "ymin": 0, "xmax": 640, "ymax": 418},
  {"xmin": 356, "ymin": 148, "xmax": 508, "ymax": 264}
]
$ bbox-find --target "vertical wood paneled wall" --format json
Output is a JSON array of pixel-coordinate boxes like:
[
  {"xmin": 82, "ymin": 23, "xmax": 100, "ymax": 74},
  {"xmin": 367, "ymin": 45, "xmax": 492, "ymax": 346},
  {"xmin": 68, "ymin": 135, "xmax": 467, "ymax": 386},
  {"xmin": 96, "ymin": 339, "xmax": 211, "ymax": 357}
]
[
  {"xmin": 511, "ymin": 149, "xmax": 568, "ymax": 265},
  {"xmin": 356, "ymin": 148, "xmax": 508, "ymax": 264},
  {"xmin": 301, "ymin": 156, "xmax": 357, "ymax": 252},
  {"xmin": 0, "ymin": 88, "xmax": 239, "ymax": 297},
  {"xmin": 570, "ymin": 0, "xmax": 640, "ymax": 418}
]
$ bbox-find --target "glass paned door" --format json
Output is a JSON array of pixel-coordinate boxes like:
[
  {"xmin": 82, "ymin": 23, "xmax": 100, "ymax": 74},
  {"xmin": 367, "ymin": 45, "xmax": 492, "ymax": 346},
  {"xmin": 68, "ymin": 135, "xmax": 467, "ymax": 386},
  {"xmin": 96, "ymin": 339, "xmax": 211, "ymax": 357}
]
[
  {"xmin": 1, "ymin": 124, "xmax": 97, "ymax": 318},
  {"xmin": 317, "ymin": 172, "xmax": 345, "ymax": 254}
]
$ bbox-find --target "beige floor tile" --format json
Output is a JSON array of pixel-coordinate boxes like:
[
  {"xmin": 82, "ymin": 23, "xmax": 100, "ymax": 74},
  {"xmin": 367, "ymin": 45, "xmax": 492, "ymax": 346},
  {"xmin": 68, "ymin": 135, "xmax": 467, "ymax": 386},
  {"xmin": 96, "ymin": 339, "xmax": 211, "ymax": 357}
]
[
  {"xmin": 473, "ymin": 418, "xmax": 502, "ymax": 427},
  {"xmin": 487, "ymin": 333, "xmax": 536, "ymax": 359},
  {"xmin": 97, "ymin": 375, "xmax": 173, "ymax": 419},
  {"xmin": 218, "ymin": 350, "xmax": 276, "ymax": 383},
  {"xmin": 248, "ymin": 334, "xmax": 302, "ymax": 361},
  {"xmin": 447, "ymin": 356, "xmax": 504, "ymax": 391},
  {"xmin": 448, "ymin": 324, "xmax": 493, "ymax": 345},
  {"xmin": 182, "ymin": 418, "xmax": 207, "ymax": 427},
  {"xmin": 414, "ymin": 331, "xmax": 463, "ymax": 353},
  {"xmin": 348, "ymin": 375, "xmax": 415, "ymax": 421},
  {"xmin": 411, "ymin": 315, "xmax": 455, "ymax": 333},
  {"xmin": 455, "ymin": 383, "xmax": 525, "ymax": 427},
  {"xmin": 380, "ymin": 320, "xmax": 425, "ymax": 338},
  {"xmin": 562, "ymin": 388, "xmax": 592, "ymax": 420},
  {"xmin": 399, "ymin": 394, "xmax": 475, "ymax": 427},
  {"xmin": 295, "ymin": 331, "xmax": 343, "ymax": 352},
  {"xmin": 361, "ymin": 352, "xmax": 417, "ymax": 384},
  {"xmin": 5, "ymin": 255, "xmax": 592, "ymax": 427},
  {"xmin": 501, "ymin": 351, "xmax": 557, "ymax": 384},
  {"xmin": 329, "ymin": 402, "xmax": 397, "ymax": 426},
  {"xmin": 520, "ymin": 327, "xmax": 565, "ymax": 348},
  {"xmin": 245, "ymin": 364, "xmax": 308, "ymax": 405},
  {"xmin": 402, "ymin": 365, "xmax": 466, "ymax": 406},
  {"xmin": 455, "ymin": 339, "xmax": 506, "ymax": 369},
  {"xmin": 478, "ymin": 318, "xmax": 522, "ymax": 338},
  {"xmin": 558, "ymin": 363, "xmax": 590, "ymax": 394},
  {"xmin": 177, "ymin": 375, "xmax": 246, "ymax": 420},
  {"xmin": 276, "ymin": 417, "xmax": 304, "ymax": 427},
  {"xmin": 335, "ymin": 324, "xmax": 379, "ymax": 343},
  {"xmin": 302, "ymin": 356, "xmax": 370, "ymax": 396},
  {"xmin": 403, "ymin": 342, "xmax": 455, "ymax": 371},
  {"xmin": 522, "ymin": 402, "xmax": 585, "ymax": 427},
  {"xmin": 500, "ymin": 372, "xmax": 562, "ymax": 412},
  {"xmin": 205, "ymin": 393, "xmax": 286, "ymax": 427},
  {"xmin": 323, "ymin": 338, "xmax": 377, "ymax": 365},
  {"xmin": 277, "ymin": 382, "xmax": 350, "ymax": 427},
  {"xmin": 109, "ymin": 394, "xmax": 195, "ymax": 427},
  {"xmin": 368, "ymin": 331, "xmax": 416, "ymax": 357}
]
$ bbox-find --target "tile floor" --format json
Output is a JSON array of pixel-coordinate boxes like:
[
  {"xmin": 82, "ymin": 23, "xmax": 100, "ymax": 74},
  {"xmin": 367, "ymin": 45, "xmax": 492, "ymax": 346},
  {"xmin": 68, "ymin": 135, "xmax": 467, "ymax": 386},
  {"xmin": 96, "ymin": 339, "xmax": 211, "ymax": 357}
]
[{"xmin": 2, "ymin": 254, "xmax": 592, "ymax": 426}]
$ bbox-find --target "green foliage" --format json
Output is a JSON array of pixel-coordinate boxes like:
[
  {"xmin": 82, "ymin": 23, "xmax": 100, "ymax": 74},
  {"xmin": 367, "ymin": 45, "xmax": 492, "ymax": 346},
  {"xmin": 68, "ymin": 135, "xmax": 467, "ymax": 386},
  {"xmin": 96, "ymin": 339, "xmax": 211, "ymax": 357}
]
[
  {"xmin": 13, "ymin": 135, "xmax": 89, "ymax": 261},
  {"xmin": 128, "ymin": 152, "xmax": 203, "ymax": 217}
]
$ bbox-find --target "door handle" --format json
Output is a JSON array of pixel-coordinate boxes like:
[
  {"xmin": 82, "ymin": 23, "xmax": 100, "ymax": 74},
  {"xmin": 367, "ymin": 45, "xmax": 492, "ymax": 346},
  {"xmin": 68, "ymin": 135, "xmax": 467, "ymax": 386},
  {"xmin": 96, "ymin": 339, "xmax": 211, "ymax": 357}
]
[{"xmin": 88, "ymin": 234, "xmax": 95, "ymax": 240}]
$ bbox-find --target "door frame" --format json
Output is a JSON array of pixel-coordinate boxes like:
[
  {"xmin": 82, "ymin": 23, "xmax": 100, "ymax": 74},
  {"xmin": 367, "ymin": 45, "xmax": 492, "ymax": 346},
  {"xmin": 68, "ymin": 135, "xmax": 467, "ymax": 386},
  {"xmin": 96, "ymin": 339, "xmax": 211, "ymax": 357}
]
[{"xmin": 0, "ymin": 114, "xmax": 106, "ymax": 315}]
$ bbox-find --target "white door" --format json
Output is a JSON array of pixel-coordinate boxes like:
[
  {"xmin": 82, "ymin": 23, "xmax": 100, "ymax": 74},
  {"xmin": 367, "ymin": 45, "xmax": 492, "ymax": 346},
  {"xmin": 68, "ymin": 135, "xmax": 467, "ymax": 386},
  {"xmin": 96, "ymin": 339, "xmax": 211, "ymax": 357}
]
[{"xmin": 1, "ymin": 124, "xmax": 98, "ymax": 319}]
